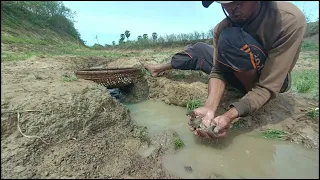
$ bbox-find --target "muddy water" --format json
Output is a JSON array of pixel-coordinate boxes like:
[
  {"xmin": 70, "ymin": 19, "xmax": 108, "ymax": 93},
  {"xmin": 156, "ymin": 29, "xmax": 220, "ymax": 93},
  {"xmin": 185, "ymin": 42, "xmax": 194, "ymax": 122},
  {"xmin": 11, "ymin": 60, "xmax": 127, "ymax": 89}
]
[{"xmin": 126, "ymin": 100, "xmax": 319, "ymax": 179}]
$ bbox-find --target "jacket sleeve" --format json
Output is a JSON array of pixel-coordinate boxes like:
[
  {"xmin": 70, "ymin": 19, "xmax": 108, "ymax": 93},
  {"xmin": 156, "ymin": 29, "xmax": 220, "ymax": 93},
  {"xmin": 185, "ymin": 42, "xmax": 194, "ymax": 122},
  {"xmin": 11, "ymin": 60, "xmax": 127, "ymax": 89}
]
[{"xmin": 230, "ymin": 24, "xmax": 307, "ymax": 117}]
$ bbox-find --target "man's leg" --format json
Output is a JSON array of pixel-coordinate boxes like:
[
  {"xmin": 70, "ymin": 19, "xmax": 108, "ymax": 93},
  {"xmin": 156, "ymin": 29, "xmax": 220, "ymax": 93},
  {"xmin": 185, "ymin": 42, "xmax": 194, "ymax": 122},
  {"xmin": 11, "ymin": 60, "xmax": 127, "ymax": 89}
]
[
  {"xmin": 144, "ymin": 42, "xmax": 214, "ymax": 77},
  {"xmin": 216, "ymin": 27, "xmax": 289, "ymax": 94}
]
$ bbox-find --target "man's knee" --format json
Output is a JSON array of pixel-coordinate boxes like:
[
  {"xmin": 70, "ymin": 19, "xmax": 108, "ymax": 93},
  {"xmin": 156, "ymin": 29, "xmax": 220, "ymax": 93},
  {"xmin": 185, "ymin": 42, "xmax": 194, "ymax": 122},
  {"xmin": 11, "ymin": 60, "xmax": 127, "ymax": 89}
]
[
  {"xmin": 218, "ymin": 27, "xmax": 243, "ymax": 45},
  {"xmin": 216, "ymin": 27, "xmax": 266, "ymax": 72},
  {"xmin": 192, "ymin": 42, "xmax": 211, "ymax": 50}
]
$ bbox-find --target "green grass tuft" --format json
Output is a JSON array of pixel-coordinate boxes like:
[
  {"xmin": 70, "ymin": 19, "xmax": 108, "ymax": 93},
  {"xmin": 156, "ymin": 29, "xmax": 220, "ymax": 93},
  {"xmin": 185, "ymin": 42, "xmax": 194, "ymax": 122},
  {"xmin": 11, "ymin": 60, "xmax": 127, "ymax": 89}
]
[
  {"xmin": 257, "ymin": 129, "xmax": 288, "ymax": 140},
  {"xmin": 301, "ymin": 40, "xmax": 319, "ymax": 51},
  {"xmin": 306, "ymin": 108, "xmax": 319, "ymax": 120},
  {"xmin": 230, "ymin": 119, "xmax": 246, "ymax": 130},
  {"xmin": 133, "ymin": 64, "xmax": 151, "ymax": 76},
  {"xmin": 291, "ymin": 69, "xmax": 319, "ymax": 99},
  {"xmin": 62, "ymin": 74, "xmax": 78, "ymax": 82},
  {"xmin": 186, "ymin": 99, "xmax": 204, "ymax": 115},
  {"xmin": 173, "ymin": 132, "xmax": 185, "ymax": 150},
  {"xmin": 172, "ymin": 73, "xmax": 186, "ymax": 80}
]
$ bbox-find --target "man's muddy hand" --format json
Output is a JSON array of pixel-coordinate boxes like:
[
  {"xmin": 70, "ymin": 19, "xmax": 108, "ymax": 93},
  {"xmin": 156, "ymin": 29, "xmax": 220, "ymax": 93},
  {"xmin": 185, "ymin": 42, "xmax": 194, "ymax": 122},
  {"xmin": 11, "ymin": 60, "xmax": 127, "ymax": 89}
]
[
  {"xmin": 188, "ymin": 107, "xmax": 215, "ymax": 137},
  {"xmin": 188, "ymin": 107, "xmax": 232, "ymax": 139}
]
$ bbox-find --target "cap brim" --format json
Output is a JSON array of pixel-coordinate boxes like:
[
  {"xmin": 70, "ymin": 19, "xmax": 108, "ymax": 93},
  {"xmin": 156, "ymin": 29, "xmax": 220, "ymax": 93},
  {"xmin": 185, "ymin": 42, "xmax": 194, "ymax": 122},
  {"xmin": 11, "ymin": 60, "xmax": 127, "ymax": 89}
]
[
  {"xmin": 216, "ymin": 1, "xmax": 233, "ymax": 4},
  {"xmin": 202, "ymin": 1, "xmax": 233, "ymax": 8},
  {"xmin": 202, "ymin": 1, "xmax": 214, "ymax": 8}
]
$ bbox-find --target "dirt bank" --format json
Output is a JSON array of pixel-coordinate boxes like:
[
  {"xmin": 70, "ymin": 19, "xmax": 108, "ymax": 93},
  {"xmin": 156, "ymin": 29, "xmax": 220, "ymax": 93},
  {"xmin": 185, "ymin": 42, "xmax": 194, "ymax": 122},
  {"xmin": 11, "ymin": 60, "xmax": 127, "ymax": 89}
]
[
  {"xmin": 1, "ymin": 56, "xmax": 179, "ymax": 179},
  {"xmin": 107, "ymin": 57, "xmax": 319, "ymax": 150},
  {"xmin": 1, "ymin": 53, "xmax": 318, "ymax": 178}
]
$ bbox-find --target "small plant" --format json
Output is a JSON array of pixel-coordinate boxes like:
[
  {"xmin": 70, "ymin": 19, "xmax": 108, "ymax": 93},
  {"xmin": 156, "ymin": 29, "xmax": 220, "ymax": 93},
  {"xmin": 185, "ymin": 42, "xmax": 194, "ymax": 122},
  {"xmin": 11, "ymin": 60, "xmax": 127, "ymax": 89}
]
[
  {"xmin": 173, "ymin": 132, "xmax": 184, "ymax": 150},
  {"xmin": 133, "ymin": 64, "xmax": 151, "ymax": 76},
  {"xmin": 172, "ymin": 73, "xmax": 185, "ymax": 80},
  {"xmin": 230, "ymin": 119, "xmax": 245, "ymax": 130},
  {"xmin": 306, "ymin": 108, "xmax": 319, "ymax": 120},
  {"xmin": 186, "ymin": 99, "xmax": 204, "ymax": 115},
  {"xmin": 62, "ymin": 74, "xmax": 78, "ymax": 82},
  {"xmin": 257, "ymin": 129, "xmax": 288, "ymax": 140}
]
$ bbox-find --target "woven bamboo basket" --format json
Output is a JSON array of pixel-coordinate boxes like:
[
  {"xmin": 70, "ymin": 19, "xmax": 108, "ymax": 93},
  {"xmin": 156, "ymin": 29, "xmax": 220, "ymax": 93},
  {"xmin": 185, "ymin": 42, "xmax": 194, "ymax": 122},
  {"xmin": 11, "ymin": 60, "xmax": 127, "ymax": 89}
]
[{"xmin": 75, "ymin": 67, "xmax": 142, "ymax": 88}]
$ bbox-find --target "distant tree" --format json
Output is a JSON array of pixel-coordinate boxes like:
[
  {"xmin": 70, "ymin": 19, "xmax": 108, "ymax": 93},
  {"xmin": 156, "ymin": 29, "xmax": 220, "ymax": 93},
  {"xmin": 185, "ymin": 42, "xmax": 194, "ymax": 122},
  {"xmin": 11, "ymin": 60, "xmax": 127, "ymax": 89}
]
[
  {"xmin": 112, "ymin": 41, "xmax": 115, "ymax": 46},
  {"xmin": 95, "ymin": 35, "xmax": 100, "ymax": 45},
  {"xmin": 137, "ymin": 35, "xmax": 142, "ymax": 41},
  {"xmin": 143, "ymin": 34, "xmax": 148, "ymax": 39},
  {"xmin": 201, "ymin": 32, "xmax": 206, "ymax": 39},
  {"xmin": 119, "ymin": 39, "xmax": 124, "ymax": 45},
  {"xmin": 152, "ymin": 32, "xmax": 158, "ymax": 41},
  {"xmin": 124, "ymin": 30, "xmax": 131, "ymax": 41},
  {"xmin": 120, "ymin": 34, "xmax": 125, "ymax": 41}
]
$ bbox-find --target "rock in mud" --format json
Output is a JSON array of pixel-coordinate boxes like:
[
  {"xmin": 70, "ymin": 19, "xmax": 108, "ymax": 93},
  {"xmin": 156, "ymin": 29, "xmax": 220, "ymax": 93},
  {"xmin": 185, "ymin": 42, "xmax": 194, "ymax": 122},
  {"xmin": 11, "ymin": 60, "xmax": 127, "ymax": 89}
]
[{"xmin": 184, "ymin": 166, "xmax": 192, "ymax": 172}]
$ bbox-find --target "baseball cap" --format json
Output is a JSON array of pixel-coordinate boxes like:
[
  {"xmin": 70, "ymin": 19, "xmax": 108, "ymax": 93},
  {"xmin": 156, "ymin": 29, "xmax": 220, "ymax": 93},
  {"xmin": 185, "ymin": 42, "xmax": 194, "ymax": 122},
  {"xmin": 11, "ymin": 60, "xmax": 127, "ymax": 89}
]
[{"xmin": 202, "ymin": 1, "xmax": 233, "ymax": 8}]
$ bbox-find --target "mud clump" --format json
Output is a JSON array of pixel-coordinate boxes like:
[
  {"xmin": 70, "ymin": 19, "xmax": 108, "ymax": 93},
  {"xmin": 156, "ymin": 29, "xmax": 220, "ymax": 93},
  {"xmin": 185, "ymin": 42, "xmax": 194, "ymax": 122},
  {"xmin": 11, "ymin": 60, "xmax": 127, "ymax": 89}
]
[
  {"xmin": 1, "ymin": 56, "xmax": 176, "ymax": 179},
  {"xmin": 148, "ymin": 77, "xmax": 207, "ymax": 107},
  {"xmin": 120, "ymin": 77, "xmax": 149, "ymax": 104}
]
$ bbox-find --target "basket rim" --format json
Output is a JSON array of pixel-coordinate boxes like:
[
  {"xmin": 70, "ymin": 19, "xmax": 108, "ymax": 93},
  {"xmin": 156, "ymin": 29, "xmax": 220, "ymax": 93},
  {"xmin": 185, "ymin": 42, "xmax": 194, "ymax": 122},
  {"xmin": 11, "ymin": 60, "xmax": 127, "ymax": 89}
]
[
  {"xmin": 78, "ymin": 67, "xmax": 139, "ymax": 71},
  {"xmin": 75, "ymin": 67, "xmax": 140, "ymax": 75}
]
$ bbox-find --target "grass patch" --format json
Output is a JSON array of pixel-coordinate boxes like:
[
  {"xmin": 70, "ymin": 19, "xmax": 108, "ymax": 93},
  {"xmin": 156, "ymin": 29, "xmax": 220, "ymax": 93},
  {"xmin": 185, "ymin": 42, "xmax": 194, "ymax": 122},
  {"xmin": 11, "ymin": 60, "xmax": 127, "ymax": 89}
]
[
  {"xmin": 133, "ymin": 64, "xmax": 151, "ymax": 76},
  {"xmin": 301, "ymin": 40, "xmax": 319, "ymax": 51},
  {"xmin": 62, "ymin": 74, "xmax": 78, "ymax": 82},
  {"xmin": 1, "ymin": 51, "xmax": 43, "ymax": 61},
  {"xmin": 230, "ymin": 118, "xmax": 246, "ymax": 130},
  {"xmin": 306, "ymin": 108, "xmax": 319, "ymax": 120},
  {"xmin": 173, "ymin": 132, "xmax": 185, "ymax": 150},
  {"xmin": 291, "ymin": 69, "xmax": 319, "ymax": 99},
  {"xmin": 256, "ymin": 129, "xmax": 288, "ymax": 140},
  {"xmin": 186, "ymin": 98, "xmax": 204, "ymax": 115},
  {"xmin": 172, "ymin": 73, "xmax": 186, "ymax": 80}
]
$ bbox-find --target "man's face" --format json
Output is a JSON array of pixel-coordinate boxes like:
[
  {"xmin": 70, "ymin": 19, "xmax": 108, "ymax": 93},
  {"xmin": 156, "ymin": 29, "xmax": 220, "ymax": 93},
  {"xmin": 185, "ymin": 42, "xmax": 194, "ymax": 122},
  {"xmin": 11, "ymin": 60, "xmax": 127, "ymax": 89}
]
[{"xmin": 221, "ymin": 1, "xmax": 257, "ymax": 24}]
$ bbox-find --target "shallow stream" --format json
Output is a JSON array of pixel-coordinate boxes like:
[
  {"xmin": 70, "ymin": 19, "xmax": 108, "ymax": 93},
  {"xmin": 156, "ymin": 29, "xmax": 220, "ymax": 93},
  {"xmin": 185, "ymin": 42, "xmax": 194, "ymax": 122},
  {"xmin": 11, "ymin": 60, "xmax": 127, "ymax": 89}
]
[{"xmin": 126, "ymin": 100, "xmax": 319, "ymax": 179}]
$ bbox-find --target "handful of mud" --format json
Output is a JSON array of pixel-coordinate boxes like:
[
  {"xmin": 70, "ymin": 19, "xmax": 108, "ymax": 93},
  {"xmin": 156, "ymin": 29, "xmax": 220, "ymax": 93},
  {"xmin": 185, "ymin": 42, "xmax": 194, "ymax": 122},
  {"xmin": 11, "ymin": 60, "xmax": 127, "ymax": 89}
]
[{"xmin": 189, "ymin": 118, "xmax": 217, "ymax": 135}]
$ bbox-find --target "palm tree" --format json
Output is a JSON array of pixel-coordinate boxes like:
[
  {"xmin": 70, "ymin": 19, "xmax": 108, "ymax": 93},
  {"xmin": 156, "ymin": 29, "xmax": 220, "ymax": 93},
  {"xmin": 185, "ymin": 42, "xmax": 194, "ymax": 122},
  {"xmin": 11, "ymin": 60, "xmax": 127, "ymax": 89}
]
[
  {"xmin": 152, "ymin": 32, "xmax": 158, "ymax": 41},
  {"xmin": 120, "ymin": 34, "xmax": 125, "ymax": 41},
  {"xmin": 143, "ymin": 34, "xmax": 148, "ymax": 40},
  {"xmin": 124, "ymin": 30, "xmax": 131, "ymax": 41}
]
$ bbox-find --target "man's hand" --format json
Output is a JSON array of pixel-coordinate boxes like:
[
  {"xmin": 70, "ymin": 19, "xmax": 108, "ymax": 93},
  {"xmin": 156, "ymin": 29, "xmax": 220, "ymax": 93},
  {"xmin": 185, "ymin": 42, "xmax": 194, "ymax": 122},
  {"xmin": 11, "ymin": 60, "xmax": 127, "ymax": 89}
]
[
  {"xmin": 211, "ymin": 115, "xmax": 232, "ymax": 138},
  {"xmin": 188, "ymin": 106, "xmax": 215, "ymax": 136},
  {"xmin": 188, "ymin": 107, "xmax": 239, "ymax": 139}
]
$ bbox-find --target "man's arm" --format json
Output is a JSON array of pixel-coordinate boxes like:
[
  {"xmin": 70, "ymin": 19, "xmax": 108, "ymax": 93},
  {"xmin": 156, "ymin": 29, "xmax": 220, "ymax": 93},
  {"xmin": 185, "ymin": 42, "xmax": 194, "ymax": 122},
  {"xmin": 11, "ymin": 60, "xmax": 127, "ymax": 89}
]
[
  {"xmin": 205, "ymin": 20, "xmax": 230, "ymax": 112},
  {"xmin": 205, "ymin": 78, "xmax": 226, "ymax": 112},
  {"xmin": 230, "ymin": 23, "xmax": 307, "ymax": 117}
]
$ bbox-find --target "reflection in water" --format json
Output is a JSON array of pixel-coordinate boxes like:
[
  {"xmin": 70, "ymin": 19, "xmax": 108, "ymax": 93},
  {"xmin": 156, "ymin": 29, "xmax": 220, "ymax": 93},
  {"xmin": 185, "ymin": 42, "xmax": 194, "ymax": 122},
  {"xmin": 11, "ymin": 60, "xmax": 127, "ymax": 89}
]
[{"xmin": 126, "ymin": 100, "xmax": 319, "ymax": 179}]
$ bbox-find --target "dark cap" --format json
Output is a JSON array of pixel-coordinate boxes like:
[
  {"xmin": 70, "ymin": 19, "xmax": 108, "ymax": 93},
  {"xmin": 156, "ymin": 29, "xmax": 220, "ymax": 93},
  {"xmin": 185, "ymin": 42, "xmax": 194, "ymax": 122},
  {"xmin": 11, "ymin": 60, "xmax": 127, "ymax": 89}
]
[
  {"xmin": 202, "ymin": 1, "xmax": 214, "ymax": 8},
  {"xmin": 202, "ymin": 1, "xmax": 233, "ymax": 8}
]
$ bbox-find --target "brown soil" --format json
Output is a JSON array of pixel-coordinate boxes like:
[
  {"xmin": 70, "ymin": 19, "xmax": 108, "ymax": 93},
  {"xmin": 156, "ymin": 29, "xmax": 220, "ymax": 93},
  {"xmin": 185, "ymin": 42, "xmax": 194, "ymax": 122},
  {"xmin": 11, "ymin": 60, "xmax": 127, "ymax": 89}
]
[
  {"xmin": 1, "ymin": 51, "xmax": 318, "ymax": 179},
  {"xmin": 1, "ymin": 56, "xmax": 179, "ymax": 179},
  {"xmin": 107, "ymin": 56, "xmax": 319, "ymax": 150}
]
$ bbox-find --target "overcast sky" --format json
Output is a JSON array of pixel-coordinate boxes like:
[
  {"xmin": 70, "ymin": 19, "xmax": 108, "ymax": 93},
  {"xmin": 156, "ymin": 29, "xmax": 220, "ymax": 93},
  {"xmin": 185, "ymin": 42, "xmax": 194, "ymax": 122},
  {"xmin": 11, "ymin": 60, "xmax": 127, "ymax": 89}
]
[{"xmin": 63, "ymin": 1, "xmax": 319, "ymax": 46}]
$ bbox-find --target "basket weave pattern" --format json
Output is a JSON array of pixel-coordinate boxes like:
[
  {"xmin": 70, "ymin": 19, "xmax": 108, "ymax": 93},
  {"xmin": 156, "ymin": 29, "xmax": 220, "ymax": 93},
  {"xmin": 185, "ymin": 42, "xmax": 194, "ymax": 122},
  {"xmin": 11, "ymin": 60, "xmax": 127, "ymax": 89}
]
[{"xmin": 75, "ymin": 68, "xmax": 141, "ymax": 88}]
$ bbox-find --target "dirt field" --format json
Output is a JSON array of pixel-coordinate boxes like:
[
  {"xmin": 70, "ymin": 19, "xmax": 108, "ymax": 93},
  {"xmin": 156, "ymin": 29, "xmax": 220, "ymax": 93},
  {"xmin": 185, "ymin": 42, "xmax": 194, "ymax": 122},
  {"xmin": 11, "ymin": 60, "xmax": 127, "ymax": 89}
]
[
  {"xmin": 1, "ymin": 50, "xmax": 319, "ymax": 178},
  {"xmin": 1, "ymin": 56, "xmax": 180, "ymax": 179}
]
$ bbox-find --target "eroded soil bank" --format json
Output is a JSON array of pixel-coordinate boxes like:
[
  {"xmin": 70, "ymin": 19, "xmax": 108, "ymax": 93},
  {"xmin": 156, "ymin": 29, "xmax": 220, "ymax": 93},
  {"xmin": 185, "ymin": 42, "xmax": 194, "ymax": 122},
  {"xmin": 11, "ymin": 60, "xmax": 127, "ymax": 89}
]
[{"xmin": 1, "ymin": 56, "xmax": 179, "ymax": 179}]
